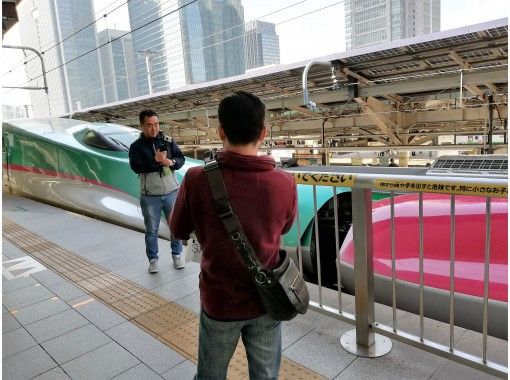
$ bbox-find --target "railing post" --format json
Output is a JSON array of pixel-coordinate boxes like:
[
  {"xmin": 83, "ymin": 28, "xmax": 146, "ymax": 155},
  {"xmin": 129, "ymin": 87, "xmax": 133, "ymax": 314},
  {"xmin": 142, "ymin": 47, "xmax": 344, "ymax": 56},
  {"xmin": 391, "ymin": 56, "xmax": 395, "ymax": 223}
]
[{"xmin": 341, "ymin": 187, "xmax": 392, "ymax": 357}]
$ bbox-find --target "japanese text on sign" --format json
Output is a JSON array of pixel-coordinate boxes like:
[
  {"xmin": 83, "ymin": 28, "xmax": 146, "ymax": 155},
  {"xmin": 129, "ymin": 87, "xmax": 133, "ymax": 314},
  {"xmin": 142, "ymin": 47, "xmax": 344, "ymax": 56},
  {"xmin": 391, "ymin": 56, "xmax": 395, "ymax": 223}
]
[
  {"xmin": 293, "ymin": 173, "xmax": 356, "ymax": 187},
  {"xmin": 375, "ymin": 179, "xmax": 508, "ymax": 198}
]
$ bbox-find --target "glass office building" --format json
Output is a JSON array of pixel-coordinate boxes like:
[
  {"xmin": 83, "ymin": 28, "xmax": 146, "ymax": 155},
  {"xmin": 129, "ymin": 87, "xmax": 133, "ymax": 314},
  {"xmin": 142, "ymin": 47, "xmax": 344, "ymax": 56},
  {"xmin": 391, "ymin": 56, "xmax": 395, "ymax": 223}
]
[
  {"xmin": 345, "ymin": 0, "xmax": 441, "ymax": 50},
  {"xmin": 17, "ymin": 0, "xmax": 105, "ymax": 116},
  {"xmin": 98, "ymin": 29, "xmax": 138, "ymax": 103},
  {"xmin": 128, "ymin": 0, "xmax": 245, "ymax": 94},
  {"xmin": 128, "ymin": 0, "xmax": 182, "ymax": 95},
  {"xmin": 245, "ymin": 20, "xmax": 280, "ymax": 70},
  {"xmin": 180, "ymin": 0, "xmax": 246, "ymax": 83}
]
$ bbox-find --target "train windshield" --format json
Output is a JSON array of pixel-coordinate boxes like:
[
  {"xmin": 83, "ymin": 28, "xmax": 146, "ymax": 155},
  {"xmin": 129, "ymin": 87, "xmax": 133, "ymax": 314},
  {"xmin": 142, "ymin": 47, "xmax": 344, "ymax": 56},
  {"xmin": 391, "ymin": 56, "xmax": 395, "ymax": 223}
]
[
  {"xmin": 103, "ymin": 131, "xmax": 139, "ymax": 150},
  {"xmin": 82, "ymin": 126, "xmax": 139, "ymax": 152}
]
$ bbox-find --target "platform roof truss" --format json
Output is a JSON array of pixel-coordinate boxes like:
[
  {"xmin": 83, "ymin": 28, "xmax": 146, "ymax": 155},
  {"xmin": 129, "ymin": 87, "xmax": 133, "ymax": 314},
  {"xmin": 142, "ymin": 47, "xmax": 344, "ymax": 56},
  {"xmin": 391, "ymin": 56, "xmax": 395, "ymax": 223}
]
[{"xmin": 70, "ymin": 22, "xmax": 508, "ymax": 146}]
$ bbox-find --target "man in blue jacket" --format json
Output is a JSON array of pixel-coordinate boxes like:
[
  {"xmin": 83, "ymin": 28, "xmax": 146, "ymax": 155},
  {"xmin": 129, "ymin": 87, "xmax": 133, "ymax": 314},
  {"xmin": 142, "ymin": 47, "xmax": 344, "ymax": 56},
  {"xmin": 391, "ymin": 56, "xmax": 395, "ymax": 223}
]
[{"xmin": 129, "ymin": 109, "xmax": 185, "ymax": 273}]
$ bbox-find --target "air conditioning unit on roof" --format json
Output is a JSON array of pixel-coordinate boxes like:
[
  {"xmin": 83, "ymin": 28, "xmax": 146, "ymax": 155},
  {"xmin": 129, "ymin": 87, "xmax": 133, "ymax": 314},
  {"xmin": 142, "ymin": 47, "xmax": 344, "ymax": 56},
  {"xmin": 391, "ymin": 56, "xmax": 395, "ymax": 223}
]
[{"xmin": 427, "ymin": 155, "xmax": 508, "ymax": 178}]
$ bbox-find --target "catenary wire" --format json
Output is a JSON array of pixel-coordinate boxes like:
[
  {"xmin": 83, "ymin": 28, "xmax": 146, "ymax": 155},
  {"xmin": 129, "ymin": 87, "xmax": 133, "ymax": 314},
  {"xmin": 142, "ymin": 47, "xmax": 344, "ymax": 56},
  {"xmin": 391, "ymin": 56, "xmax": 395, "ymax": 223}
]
[
  {"xmin": 4, "ymin": 0, "xmax": 333, "ymax": 101},
  {"xmin": 5, "ymin": 0, "xmax": 131, "ymax": 72},
  {"xmin": 15, "ymin": 0, "xmax": 344, "ymax": 102}
]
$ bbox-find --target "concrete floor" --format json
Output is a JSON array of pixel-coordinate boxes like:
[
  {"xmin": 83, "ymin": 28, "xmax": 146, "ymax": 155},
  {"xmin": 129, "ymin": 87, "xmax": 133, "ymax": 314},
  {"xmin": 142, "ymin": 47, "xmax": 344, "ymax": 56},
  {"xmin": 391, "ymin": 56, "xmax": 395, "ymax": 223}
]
[{"xmin": 2, "ymin": 191, "xmax": 507, "ymax": 379}]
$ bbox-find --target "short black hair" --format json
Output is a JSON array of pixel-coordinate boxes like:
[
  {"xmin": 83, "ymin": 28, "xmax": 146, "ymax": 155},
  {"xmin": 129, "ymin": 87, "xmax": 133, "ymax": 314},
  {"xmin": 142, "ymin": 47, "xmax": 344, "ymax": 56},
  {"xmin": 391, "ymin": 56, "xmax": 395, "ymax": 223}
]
[
  {"xmin": 139, "ymin": 109, "xmax": 158, "ymax": 124},
  {"xmin": 218, "ymin": 91, "xmax": 265, "ymax": 145}
]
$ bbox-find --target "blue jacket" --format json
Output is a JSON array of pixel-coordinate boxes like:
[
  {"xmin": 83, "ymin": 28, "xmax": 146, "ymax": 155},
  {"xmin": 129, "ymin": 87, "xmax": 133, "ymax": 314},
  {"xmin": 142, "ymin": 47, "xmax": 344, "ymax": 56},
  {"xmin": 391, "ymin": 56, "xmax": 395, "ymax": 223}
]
[{"xmin": 129, "ymin": 132, "xmax": 185, "ymax": 195}]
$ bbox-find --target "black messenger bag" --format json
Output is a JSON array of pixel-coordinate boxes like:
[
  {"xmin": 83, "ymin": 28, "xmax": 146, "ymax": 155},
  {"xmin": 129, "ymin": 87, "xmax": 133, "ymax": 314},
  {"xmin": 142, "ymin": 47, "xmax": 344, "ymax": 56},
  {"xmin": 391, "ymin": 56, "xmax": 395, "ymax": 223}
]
[
  {"xmin": 204, "ymin": 161, "xmax": 309, "ymax": 321},
  {"xmin": 255, "ymin": 248, "xmax": 309, "ymax": 319}
]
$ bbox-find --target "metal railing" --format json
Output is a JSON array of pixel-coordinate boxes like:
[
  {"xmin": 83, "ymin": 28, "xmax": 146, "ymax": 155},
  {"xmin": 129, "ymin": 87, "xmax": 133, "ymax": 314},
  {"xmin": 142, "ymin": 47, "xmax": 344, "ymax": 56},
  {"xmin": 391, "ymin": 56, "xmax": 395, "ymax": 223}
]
[{"xmin": 291, "ymin": 169, "xmax": 508, "ymax": 378}]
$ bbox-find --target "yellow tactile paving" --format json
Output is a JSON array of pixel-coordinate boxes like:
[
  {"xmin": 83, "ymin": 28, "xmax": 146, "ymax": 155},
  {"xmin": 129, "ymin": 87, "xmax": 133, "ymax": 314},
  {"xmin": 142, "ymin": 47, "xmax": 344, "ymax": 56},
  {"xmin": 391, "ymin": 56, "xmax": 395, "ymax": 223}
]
[
  {"xmin": 227, "ymin": 342, "xmax": 250, "ymax": 379},
  {"xmin": 76, "ymin": 272, "xmax": 128, "ymax": 292},
  {"xmin": 93, "ymin": 282, "xmax": 144, "ymax": 304},
  {"xmin": 136, "ymin": 303, "xmax": 198, "ymax": 336},
  {"xmin": 112, "ymin": 292, "xmax": 168, "ymax": 318},
  {"xmin": 3, "ymin": 218, "xmax": 326, "ymax": 380},
  {"xmin": 61, "ymin": 266, "xmax": 109, "ymax": 282},
  {"xmin": 20, "ymin": 241, "xmax": 56, "ymax": 252},
  {"xmin": 161, "ymin": 319, "xmax": 200, "ymax": 359},
  {"xmin": 280, "ymin": 358, "xmax": 325, "ymax": 380}
]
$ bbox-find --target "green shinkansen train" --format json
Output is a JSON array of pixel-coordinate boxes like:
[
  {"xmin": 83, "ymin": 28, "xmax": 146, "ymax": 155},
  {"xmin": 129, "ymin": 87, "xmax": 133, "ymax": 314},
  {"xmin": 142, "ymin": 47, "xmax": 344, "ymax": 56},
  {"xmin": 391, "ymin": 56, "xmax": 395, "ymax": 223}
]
[{"xmin": 2, "ymin": 117, "xmax": 385, "ymax": 288}]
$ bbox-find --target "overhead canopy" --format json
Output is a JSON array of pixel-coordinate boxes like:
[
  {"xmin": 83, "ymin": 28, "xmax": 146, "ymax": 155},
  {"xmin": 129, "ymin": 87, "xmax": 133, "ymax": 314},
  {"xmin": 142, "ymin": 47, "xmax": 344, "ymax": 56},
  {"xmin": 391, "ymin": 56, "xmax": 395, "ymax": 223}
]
[{"xmin": 69, "ymin": 19, "xmax": 508, "ymax": 146}]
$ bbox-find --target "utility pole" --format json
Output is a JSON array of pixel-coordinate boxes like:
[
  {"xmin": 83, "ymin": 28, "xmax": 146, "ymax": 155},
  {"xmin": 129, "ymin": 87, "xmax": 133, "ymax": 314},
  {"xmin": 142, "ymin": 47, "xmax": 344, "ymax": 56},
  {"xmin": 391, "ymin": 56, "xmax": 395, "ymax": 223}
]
[
  {"xmin": 144, "ymin": 50, "xmax": 154, "ymax": 94},
  {"xmin": 138, "ymin": 49, "xmax": 157, "ymax": 94},
  {"xmin": 145, "ymin": 50, "xmax": 153, "ymax": 94}
]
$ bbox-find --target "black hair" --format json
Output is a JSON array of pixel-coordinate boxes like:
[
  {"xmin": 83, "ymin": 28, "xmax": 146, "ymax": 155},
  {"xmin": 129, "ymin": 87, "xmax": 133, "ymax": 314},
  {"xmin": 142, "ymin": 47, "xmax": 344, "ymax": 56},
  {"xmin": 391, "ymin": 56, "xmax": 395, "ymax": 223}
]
[
  {"xmin": 218, "ymin": 91, "xmax": 265, "ymax": 145},
  {"xmin": 139, "ymin": 109, "xmax": 158, "ymax": 124}
]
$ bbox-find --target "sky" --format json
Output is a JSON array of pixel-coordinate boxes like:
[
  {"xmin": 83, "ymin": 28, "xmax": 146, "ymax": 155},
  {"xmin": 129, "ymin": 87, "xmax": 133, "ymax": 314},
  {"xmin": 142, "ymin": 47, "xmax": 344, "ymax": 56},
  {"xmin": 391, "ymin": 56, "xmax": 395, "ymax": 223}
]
[
  {"xmin": 90, "ymin": 0, "xmax": 509, "ymax": 63},
  {"xmin": 2, "ymin": 0, "xmax": 508, "ymax": 107}
]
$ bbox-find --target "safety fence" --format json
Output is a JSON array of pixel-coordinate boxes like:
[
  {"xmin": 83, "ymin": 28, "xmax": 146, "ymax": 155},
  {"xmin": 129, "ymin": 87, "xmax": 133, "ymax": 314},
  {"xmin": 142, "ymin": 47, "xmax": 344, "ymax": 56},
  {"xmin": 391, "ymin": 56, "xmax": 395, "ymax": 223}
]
[{"xmin": 290, "ymin": 169, "xmax": 508, "ymax": 378}]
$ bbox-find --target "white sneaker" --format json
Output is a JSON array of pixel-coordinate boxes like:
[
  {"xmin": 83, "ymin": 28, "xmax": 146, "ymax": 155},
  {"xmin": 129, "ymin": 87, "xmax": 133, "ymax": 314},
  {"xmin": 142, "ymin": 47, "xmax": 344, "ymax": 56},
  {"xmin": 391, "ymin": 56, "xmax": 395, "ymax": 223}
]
[
  {"xmin": 148, "ymin": 259, "xmax": 159, "ymax": 273},
  {"xmin": 173, "ymin": 255, "xmax": 185, "ymax": 269}
]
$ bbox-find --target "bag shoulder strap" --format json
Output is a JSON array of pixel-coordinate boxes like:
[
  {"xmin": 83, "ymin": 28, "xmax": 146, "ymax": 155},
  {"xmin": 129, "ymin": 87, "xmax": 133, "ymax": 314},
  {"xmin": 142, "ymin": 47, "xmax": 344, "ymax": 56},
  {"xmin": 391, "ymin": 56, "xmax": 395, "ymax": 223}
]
[{"xmin": 204, "ymin": 160, "xmax": 276, "ymax": 287}]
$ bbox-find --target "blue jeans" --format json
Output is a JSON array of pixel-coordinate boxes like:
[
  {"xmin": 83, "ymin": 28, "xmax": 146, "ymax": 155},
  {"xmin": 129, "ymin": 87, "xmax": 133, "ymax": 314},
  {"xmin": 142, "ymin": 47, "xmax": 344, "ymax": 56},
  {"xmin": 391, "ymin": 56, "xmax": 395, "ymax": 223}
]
[
  {"xmin": 140, "ymin": 192, "xmax": 182, "ymax": 261},
  {"xmin": 195, "ymin": 310, "xmax": 282, "ymax": 380}
]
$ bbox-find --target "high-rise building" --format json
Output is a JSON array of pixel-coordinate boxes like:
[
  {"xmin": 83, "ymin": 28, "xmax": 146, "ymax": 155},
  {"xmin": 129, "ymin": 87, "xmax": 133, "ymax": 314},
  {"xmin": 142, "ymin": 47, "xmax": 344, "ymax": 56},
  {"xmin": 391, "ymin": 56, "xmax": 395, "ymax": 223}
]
[
  {"xmin": 98, "ymin": 29, "xmax": 138, "ymax": 103},
  {"xmin": 345, "ymin": 0, "xmax": 441, "ymax": 50},
  {"xmin": 180, "ymin": 0, "xmax": 245, "ymax": 83},
  {"xmin": 128, "ymin": 0, "xmax": 182, "ymax": 95},
  {"xmin": 17, "ymin": 0, "xmax": 105, "ymax": 116},
  {"xmin": 244, "ymin": 20, "xmax": 280, "ymax": 70},
  {"xmin": 128, "ymin": 0, "xmax": 245, "ymax": 95}
]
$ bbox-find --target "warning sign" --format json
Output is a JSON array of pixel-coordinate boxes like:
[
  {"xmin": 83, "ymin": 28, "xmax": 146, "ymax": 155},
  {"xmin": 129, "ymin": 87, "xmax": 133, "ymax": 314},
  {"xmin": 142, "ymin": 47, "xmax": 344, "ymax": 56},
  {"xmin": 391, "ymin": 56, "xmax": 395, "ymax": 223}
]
[
  {"xmin": 375, "ymin": 179, "xmax": 508, "ymax": 198},
  {"xmin": 292, "ymin": 172, "xmax": 356, "ymax": 187}
]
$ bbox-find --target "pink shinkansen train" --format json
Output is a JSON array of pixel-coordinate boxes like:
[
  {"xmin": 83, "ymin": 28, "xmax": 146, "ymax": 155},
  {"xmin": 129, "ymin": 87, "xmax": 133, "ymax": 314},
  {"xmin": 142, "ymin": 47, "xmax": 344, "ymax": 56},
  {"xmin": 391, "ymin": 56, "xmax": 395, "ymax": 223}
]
[{"xmin": 337, "ymin": 156, "xmax": 508, "ymax": 339}]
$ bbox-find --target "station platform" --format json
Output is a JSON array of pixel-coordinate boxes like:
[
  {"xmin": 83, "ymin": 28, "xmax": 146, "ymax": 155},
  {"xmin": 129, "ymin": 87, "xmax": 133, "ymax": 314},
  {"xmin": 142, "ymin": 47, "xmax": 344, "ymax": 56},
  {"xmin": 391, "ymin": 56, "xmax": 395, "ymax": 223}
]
[{"xmin": 2, "ymin": 191, "xmax": 506, "ymax": 380}]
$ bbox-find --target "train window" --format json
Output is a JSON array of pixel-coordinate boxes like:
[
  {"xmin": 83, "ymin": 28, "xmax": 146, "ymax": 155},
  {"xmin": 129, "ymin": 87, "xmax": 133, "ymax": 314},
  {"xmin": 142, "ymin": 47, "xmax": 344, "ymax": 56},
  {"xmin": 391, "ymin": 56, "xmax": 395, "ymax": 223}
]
[
  {"xmin": 83, "ymin": 129, "xmax": 129, "ymax": 151},
  {"xmin": 103, "ymin": 131, "xmax": 139, "ymax": 150}
]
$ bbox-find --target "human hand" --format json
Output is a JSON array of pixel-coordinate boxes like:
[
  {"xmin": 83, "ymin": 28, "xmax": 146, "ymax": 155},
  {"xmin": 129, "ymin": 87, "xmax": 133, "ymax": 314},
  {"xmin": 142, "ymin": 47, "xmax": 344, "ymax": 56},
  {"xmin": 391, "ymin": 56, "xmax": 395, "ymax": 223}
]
[{"xmin": 155, "ymin": 150, "xmax": 167, "ymax": 163}]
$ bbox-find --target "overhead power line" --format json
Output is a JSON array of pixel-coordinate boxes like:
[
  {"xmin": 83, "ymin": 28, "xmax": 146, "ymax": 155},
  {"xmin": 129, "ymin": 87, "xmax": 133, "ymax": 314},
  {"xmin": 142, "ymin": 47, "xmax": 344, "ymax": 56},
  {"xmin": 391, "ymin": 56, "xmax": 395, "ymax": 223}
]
[
  {"xmin": 5, "ymin": 0, "xmax": 133, "ymax": 73},
  {"xmin": 4, "ymin": 0, "xmax": 316, "ymax": 100},
  {"xmin": 11, "ymin": 0, "xmax": 200, "ymax": 89},
  {"xmin": 5, "ymin": 0, "xmax": 184, "ymax": 74},
  {"xmin": 57, "ymin": 0, "xmax": 321, "ymax": 101}
]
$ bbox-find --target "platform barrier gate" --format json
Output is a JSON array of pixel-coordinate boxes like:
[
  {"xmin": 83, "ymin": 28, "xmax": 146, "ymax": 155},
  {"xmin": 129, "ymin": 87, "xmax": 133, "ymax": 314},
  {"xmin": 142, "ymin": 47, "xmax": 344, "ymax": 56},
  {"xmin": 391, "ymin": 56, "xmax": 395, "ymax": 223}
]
[{"xmin": 291, "ymin": 170, "xmax": 508, "ymax": 379}]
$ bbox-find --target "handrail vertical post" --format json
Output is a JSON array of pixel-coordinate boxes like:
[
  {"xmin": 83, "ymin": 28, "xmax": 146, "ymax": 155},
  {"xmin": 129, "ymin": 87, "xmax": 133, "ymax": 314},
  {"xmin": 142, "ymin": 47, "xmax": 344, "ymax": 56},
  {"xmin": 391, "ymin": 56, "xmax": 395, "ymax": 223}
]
[
  {"xmin": 341, "ymin": 186, "xmax": 392, "ymax": 357},
  {"xmin": 482, "ymin": 197, "xmax": 491, "ymax": 363},
  {"xmin": 333, "ymin": 187, "xmax": 342, "ymax": 311},
  {"xmin": 390, "ymin": 191, "xmax": 397, "ymax": 332},
  {"xmin": 313, "ymin": 185, "xmax": 323, "ymax": 306},
  {"xmin": 353, "ymin": 188, "xmax": 374, "ymax": 346},
  {"xmin": 295, "ymin": 194, "xmax": 304, "ymax": 274}
]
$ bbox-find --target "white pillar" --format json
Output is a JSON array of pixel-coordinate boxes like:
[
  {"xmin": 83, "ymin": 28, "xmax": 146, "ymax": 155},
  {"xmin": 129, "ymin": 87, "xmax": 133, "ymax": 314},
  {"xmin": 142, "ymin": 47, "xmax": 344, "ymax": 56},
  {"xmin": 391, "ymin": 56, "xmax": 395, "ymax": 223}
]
[
  {"xmin": 351, "ymin": 157, "xmax": 363, "ymax": 166},
  {"xmin": 398, "ymin": 151, "xmax": 410, "ymax": 167}
]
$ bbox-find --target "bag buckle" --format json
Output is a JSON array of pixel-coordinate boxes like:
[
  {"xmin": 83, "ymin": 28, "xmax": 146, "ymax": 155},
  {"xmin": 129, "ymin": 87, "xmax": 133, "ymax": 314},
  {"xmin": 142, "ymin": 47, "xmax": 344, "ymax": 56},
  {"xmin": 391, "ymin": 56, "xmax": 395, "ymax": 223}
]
[
  {"xmin": 203, "ymin": 160, "xmax": 219, "ymax": 172},
  {"xmin": 215, "ymin": 197, "xmax": 233, "ymax": 219},
  {"xmin": 255, "ymin": 271, "xmax": 268, "ymax": 285}
]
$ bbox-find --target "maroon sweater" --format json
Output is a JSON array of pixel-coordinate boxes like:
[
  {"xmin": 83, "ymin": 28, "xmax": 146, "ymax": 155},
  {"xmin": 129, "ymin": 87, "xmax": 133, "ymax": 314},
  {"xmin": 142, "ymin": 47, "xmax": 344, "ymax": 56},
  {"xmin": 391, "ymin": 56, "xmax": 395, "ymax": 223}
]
[{"xmin": 170, "ymin": 150, "xmax": 297, "ymax": 320}]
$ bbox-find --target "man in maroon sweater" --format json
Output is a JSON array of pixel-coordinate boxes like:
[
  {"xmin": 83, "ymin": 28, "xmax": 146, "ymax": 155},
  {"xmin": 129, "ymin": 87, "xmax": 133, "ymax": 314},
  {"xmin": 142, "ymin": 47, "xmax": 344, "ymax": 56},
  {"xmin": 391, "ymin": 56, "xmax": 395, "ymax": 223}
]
[{"xmin": 170, "ymin": 91, "xmax": 297, "ymax": 379}]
